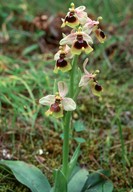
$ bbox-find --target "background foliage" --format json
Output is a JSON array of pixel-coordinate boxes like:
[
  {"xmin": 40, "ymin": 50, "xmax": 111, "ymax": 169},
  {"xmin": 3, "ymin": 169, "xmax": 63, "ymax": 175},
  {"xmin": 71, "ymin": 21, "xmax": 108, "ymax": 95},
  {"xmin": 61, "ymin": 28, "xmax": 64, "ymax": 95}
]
[{"xmin": 0, "ymin": 0, "xmax": 133, "ymax": 191}]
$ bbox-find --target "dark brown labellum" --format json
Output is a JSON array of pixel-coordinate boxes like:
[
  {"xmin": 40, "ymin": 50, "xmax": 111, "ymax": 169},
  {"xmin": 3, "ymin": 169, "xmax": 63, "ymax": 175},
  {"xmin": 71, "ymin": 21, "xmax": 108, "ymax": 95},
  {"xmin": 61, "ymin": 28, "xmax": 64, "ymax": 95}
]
[
  {"xmin": 50, "ymin": 103, "xmax": 61, "ymax": 113},
  {"xmin": 74, "ymin": 40, "xmax": 88, "ymax": 50},
  {"xmin": 100, "ymin": 30, "xmax": 105, "ymax": 39},
  {"xmin": 95, "ymin": 84, "xmax": 102, "ymax": 91},
  {"xmin": 65, "ymin": 12, "xmax": 76, "ymax": 23},
  {"xmin": 57, "ymin": 58, "xmax": 67, "ymax": 68}
]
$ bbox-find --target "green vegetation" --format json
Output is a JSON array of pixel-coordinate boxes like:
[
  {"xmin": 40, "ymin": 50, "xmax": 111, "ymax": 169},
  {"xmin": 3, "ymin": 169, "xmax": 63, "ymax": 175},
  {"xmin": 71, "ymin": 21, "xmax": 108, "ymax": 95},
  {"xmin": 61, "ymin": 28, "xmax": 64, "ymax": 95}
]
[{"xmin": 0, "ymin": 0, "xmax": 132, "ymax": 191}]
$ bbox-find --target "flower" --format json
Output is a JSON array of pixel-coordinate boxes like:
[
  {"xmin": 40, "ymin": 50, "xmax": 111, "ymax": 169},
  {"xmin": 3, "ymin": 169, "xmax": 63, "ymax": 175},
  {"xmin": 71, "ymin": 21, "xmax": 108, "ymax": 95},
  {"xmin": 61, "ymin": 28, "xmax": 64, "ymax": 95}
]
[
  {"xmin": 39, "ymin": 81, "xmax": 76, "ymax": 118},
  {"xmin": 94, "ymin": 28, "xmax": 106, "ymax": 43},
  {"xmin": 61, "ymin": 3, "xmax": 88, "ymax": 28},
  {"xmin": 83, "ymin": 17, "xmax": 106, "ymax": 43},
  {"xmin": 83, "ymin": 17, "xmax": 99, "ymax": 34},
  {"xmin": 90, "ymin": 79, "xmax": 103, "ymax": 97},
  {"xmin": 60, "ymin": 27, "xmax": 93, "ymax": 55},
  {"xmin": 79, "ymin": 58, "xmax": 103, "ymax": 97},
  {"xmin": 54, "ymin": 45, "xmax": 72, "ymax": 73},
  {"xmin": 79, "ymin": 58, "xmax": 96, "ymax": 87}
]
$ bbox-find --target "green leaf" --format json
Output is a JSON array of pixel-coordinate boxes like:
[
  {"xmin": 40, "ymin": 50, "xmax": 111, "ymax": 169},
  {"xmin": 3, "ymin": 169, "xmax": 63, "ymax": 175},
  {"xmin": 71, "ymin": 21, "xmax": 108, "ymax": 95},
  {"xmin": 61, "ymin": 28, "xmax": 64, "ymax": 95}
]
[
  {"xmin": 85, "ymin": 181, "xmax": 114, "ymax": 192},
  {"xmin": 68, "ymin": 168, "xmax": 88, "ymax": 192},
  {"xmin": 81, "ymin": 169, "xmax": 113, "ymax": 192},
  {"xmin": 22, "ymin": 44, "xmax": 39, "ymax": 56},
  {"xmin": 74, "ymin": 137, "xmax": 86, "ymax": 143},
  {"xmin": 51, "ymin": 169, "xmax": 67, "ymax": 192},
  {"xmin": 0, "ymin": 160, "xmax": 51, "ymax": 192},
  {"xmin": 74, "ymin": 120, "xmax": 86, "ymax": 132},
  {"xmin": 68, "ymin": 144, "xmax": 80, "ymax": 180}
]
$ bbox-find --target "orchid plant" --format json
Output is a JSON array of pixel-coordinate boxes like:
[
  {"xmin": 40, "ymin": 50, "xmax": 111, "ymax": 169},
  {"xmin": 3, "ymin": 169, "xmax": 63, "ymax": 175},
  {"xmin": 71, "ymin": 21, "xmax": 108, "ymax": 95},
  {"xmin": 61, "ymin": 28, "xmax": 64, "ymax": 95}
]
[{"xmin": 0, "ymin": 3, "xmax": 114, "ymax": 192}]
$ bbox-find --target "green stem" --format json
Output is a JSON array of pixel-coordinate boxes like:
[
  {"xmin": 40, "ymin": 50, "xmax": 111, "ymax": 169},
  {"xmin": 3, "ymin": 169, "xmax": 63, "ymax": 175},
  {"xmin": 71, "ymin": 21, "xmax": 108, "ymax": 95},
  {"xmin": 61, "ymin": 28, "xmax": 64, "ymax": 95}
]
[
  {"xmin": 62, "ymin": 55, "xmax": 78, "ymax": 178},
  {"xmin": 62, "ymin": 111, "xmax": 71, "ymax": 178},
  {"xmin": 69, "ymin": 55, "xmax": 78, "ymax": 98}
]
